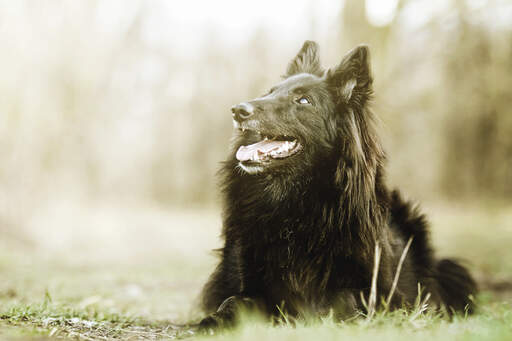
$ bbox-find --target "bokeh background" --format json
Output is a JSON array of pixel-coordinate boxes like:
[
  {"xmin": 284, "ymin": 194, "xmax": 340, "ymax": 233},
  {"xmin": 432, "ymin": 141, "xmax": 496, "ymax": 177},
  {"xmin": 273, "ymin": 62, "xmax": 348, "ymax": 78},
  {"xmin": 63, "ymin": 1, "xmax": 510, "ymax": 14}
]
[{"xmin": 1, "ymin": 0, "xmax": 512, "ymax": 323}]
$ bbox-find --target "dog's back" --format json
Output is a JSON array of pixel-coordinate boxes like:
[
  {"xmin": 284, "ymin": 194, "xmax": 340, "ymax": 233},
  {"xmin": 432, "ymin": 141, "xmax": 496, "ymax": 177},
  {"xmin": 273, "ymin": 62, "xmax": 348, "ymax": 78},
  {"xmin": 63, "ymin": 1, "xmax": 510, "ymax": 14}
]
[{"xmin": 390, "ymin": 191, "xmax": 477, "ymax": 312}]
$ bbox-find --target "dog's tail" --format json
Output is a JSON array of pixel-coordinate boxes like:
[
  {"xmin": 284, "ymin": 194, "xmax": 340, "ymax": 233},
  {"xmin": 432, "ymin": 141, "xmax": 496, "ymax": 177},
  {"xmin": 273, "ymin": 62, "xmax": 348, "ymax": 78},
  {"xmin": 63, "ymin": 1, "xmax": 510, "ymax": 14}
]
[{"xmin": 435, "ymin": 258, "xmax": 477, "ymax": 313}]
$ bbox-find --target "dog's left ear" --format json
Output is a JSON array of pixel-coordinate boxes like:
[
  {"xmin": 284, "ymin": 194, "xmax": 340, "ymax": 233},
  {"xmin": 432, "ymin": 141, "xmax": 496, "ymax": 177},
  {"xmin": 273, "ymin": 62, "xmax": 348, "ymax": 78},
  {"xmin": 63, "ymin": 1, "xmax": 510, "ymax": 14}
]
[
  {"xmin": 326, "ymin": 45, "xmax": 372, "ymax": 104},
  {"xmin": 285, "ymin": 40, "xmax": 323, "ymax": 77}
]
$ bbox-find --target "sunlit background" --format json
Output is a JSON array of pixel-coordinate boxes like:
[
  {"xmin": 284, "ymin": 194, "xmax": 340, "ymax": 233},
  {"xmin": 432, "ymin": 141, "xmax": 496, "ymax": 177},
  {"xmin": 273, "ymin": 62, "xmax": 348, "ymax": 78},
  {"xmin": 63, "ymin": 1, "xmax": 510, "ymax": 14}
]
[{"xmin": 1, "ymin": 0, "xmax": 512, "ymax": 322}]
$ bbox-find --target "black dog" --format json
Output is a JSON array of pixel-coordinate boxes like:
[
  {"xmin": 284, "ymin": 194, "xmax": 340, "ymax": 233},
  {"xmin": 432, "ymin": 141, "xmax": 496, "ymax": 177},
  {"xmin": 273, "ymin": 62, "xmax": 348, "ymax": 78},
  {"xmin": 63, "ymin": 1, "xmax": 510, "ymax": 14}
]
[{"xmin": 198, "ymin": 41, "xmax": 476, "ymax": 329}]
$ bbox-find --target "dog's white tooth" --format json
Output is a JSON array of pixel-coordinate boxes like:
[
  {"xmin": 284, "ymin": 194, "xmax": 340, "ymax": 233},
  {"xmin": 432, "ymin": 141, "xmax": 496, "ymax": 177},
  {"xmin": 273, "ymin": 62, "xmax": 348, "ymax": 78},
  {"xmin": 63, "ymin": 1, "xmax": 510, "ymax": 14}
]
[{"xmin": 264, "ymin": 136, "xmax": 268, "ymax": 141}]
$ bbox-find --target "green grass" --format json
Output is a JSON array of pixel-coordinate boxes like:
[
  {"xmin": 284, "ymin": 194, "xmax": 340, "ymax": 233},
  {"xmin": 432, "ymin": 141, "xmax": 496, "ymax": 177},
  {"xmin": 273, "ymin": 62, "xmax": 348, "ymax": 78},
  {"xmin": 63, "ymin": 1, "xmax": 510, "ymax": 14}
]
[
  {"xmin": 1, "ymin": 204, "xmax": 511, "ymax": 340},
  {"xmin": 202, "ymin": 302, "xmax": 512, "ymax": 341}
]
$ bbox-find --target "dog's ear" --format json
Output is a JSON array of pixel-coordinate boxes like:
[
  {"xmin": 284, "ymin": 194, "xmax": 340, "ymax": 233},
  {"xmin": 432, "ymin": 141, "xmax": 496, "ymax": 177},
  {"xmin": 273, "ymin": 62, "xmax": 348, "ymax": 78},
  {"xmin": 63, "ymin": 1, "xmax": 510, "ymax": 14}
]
[
  {"xmin": 284, "ymin": 40, "xmax": 323, "ymax": 77},
  {"xmin": 326, "ymin": 45, "xmax": 372, "ymax": 104}
]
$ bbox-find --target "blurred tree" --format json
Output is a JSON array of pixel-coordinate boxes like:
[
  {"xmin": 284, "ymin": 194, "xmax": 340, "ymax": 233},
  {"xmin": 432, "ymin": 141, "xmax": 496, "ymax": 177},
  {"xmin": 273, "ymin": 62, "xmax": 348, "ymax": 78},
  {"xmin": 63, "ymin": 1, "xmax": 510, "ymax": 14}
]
[{"xmin": 441, "ymin": 7, "xmax": 512, "ymax": 198}]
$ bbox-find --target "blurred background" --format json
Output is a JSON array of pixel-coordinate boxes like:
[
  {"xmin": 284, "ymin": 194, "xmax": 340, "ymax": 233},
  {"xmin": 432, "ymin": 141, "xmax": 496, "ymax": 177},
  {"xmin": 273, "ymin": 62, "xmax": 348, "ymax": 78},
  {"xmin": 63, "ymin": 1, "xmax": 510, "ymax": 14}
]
[{"xmin": 1, "ymin": 0, "xmax": 512, "ymax": 321}]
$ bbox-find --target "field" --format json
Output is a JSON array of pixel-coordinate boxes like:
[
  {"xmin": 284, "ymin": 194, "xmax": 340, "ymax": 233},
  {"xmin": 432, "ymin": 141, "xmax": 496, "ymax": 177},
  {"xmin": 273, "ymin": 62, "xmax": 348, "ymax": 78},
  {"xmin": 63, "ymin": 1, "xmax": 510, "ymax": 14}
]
[{"xmin": 1, "ymin": 201, "xmax": 511, "ymax": 340}]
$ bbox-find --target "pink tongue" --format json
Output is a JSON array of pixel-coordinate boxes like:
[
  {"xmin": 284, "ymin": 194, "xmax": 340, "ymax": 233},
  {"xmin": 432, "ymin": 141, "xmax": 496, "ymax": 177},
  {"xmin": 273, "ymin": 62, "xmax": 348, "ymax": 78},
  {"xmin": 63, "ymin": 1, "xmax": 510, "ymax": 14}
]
[{"xmin": 236, "ymin": 140, "xmax": 286, "ymax": 162}]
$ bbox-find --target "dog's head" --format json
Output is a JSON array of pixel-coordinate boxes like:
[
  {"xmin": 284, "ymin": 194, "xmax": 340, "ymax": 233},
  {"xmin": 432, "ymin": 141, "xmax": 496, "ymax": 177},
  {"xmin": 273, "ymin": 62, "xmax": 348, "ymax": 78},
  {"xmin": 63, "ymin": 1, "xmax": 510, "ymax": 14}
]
[{"xmin": 230, "ymin": 41, "xmax": 379, "ymax": 179}]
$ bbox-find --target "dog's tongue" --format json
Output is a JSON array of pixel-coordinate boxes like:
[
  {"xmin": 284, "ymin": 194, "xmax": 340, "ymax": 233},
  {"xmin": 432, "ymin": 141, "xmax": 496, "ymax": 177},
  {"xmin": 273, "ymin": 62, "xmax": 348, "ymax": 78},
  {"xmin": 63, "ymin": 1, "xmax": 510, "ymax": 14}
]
[{"xmin": 236, "ymin": 140, "xmax": 294, "ymax": 162}]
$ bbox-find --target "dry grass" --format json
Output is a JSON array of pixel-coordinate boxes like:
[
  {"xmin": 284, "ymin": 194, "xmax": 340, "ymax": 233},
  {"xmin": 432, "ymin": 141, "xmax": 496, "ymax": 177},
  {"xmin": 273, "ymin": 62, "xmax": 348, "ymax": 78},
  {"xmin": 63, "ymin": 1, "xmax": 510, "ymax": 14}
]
[{"xmin": 386, "ymin": 237, "xmax": 414, "ymax": 309}]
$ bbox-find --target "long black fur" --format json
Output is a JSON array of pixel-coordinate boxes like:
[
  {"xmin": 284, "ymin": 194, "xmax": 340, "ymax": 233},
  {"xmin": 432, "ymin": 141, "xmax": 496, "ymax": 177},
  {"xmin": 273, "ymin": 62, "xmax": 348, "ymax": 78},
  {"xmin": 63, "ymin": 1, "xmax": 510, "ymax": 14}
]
[{"xmin": 198, "ymin": 41, "xmax": 477, "ymax": 329}]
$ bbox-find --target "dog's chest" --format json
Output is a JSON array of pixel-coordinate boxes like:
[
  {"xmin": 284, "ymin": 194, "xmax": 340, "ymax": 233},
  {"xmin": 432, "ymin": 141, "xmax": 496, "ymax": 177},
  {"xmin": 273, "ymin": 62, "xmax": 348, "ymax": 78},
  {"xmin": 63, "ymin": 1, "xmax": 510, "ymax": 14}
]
[{"xmin": 252, "ymin": 226, "xmax": 333, "ymax": 303}]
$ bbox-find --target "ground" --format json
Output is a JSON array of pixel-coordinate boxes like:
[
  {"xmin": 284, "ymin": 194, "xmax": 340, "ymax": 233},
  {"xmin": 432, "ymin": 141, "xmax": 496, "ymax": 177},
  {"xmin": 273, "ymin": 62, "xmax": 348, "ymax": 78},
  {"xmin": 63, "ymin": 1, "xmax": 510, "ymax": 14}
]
[{"xmin": 1, "ymin": 201, "xmax": 511, "ymax": 340}]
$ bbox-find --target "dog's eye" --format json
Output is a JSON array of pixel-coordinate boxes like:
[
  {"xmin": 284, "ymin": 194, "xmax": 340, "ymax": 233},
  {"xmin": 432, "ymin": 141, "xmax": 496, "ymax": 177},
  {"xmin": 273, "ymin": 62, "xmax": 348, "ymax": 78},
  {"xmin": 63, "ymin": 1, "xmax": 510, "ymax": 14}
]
[{"xmin": 296, "ymin": 96, "xmax": 311, "ymax": 105}]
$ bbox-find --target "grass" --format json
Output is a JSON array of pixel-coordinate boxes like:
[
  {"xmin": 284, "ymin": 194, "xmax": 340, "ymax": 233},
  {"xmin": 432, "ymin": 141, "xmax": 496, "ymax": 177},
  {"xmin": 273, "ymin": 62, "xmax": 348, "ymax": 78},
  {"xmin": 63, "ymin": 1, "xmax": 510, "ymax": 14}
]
[
  {"xmin": 2, "ymin": 296, "xmax": 511, "ymax": 340},
  {"xmin": 1, "ymin": 202, "xmax": 511, "ymax": 340}
]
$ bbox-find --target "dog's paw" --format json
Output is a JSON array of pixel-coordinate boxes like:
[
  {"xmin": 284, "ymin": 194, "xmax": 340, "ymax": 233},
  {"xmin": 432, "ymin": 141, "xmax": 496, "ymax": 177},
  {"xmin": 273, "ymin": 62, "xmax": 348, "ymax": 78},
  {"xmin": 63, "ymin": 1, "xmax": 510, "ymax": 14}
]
[{"xmin": 198, "ymin": 315, "xmax": 220, "ymax": 335}]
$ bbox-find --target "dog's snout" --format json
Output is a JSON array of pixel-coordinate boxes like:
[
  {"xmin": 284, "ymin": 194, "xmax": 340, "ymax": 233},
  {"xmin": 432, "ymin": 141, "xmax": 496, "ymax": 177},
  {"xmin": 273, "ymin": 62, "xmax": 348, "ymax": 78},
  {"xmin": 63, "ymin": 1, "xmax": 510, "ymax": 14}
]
[{"xmin": 231, "ymin": 102, "xmax": 254, "ymax": 122}]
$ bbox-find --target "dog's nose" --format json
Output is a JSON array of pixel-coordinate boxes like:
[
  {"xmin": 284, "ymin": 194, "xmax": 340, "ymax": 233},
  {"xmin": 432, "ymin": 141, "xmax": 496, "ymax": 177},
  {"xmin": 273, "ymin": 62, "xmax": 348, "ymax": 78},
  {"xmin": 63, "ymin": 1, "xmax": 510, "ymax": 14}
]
[{"xmin": 231, "ymin": 102, "xmax": 254, "ymax": 122}]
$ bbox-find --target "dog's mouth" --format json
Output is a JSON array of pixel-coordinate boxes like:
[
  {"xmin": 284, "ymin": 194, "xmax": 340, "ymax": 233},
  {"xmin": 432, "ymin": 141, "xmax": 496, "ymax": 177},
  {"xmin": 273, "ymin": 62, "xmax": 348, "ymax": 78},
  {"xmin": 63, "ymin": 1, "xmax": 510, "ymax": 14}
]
[{"xmin": 235, "ymin": 131, "xmax": 302, "ymax": 165}]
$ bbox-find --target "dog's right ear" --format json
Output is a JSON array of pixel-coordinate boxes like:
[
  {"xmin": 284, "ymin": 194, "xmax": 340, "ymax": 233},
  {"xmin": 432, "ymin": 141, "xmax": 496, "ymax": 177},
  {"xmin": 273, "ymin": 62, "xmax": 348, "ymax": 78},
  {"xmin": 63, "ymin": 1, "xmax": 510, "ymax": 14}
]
[{"xmin": 284, "ymin": 40, "xmax": 323, "ymax": 78}]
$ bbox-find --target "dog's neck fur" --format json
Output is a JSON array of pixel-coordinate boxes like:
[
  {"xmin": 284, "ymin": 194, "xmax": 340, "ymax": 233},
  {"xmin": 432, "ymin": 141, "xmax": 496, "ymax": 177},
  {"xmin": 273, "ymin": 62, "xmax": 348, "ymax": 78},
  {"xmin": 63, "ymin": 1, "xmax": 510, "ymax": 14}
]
[{"xmin": 220, "ymin": 113, "xmax": 388, "ymax": 261}]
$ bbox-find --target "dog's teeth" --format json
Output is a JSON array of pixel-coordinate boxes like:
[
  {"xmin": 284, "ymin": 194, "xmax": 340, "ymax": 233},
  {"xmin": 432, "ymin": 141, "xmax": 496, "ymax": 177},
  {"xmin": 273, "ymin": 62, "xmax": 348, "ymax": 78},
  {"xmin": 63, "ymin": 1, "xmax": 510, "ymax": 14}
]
[{"xmin": 264, "ymin": 136, "xmax": 268, "ymax": 141}]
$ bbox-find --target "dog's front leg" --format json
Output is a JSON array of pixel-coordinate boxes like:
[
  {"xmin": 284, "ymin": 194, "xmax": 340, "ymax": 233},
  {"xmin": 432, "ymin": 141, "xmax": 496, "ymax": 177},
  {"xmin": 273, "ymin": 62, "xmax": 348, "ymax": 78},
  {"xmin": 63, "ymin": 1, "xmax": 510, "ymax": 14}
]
[{"xmin": 198, "ymin": 295, "xmax": 263, "ymax": 332}]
